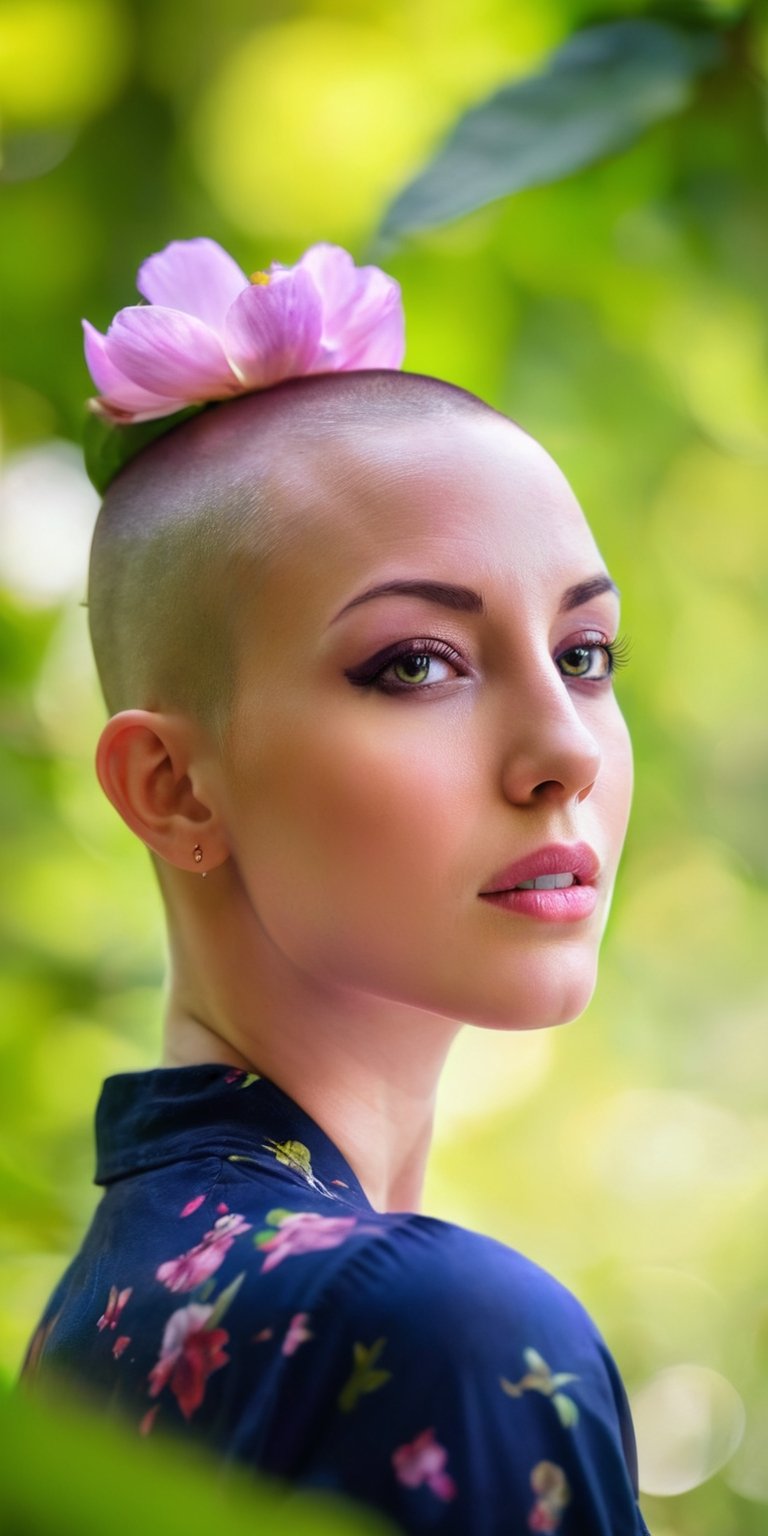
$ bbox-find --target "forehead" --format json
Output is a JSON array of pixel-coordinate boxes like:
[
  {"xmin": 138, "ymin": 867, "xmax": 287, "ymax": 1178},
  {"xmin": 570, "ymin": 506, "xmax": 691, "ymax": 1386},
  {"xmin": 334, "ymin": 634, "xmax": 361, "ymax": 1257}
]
[{"xmin": 255, "ymin": 412, "xmax": 602, "ymax": 614}]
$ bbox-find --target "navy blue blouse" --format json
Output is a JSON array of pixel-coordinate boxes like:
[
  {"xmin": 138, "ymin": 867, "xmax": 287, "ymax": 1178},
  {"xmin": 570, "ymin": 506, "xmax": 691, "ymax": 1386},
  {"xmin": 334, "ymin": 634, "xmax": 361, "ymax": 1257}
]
[{"xmin": 22, "ymin": 1064, "xmax": 651, "ymax": 1535}]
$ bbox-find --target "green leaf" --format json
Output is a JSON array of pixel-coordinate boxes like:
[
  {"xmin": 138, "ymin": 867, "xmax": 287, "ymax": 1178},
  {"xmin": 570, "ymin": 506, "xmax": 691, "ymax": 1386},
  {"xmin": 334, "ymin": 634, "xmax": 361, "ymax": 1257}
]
[
  {"xmin": 338, "ymin": 1339, "xmax": 391, "ymax": 1412},
  {"xmin": 82, "ymin": 402, "xmax": 206, "ymax": 495},
  {"xmin": 0, "ymin": 1381, "xmax": 398, "ymax": 1534},
  {"xmin": 204, "ymin": 1272, "xmax": 245, "ymax": 1331},
  {"xmin": 523, "ymin": 1347, "xmax": 549, "ymax": 1375},
  {"xmin": 265, "ymin": 1209, "xmax": 297, "ymax": 1226},
  {"xmin": 552, "ymin": 1392, "xmax": 580, "ymax": 1428},
  {"xmin": 355, "ymin": 1338, "xmax": 386, "ymax": 1369},
  {"xmin": 267, "ymin": 1139, "xmax": 313, "ymax": 1174},
  {"xmin": 378, "ymin": 19, "xmax": 723, "ymax": 238},
  {"xmin": 362, "ymin": 1369, "xmax": 392, "ymax": 1393}
]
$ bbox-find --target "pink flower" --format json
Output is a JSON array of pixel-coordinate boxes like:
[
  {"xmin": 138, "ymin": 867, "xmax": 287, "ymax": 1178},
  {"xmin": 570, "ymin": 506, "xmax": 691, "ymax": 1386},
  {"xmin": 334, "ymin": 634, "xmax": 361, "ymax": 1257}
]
[
  {"xmin": 392, "ymin": 1427, "xmax": 457, "ymax": 1501},
  {"xmin": 157, "ymin": 1213, "xmax": 251, "ymax": 1293},
  {"xmin": 258, "ymin": 1211, "xmax": 358, "ymax": 1273},
  {"xmin": 528, "ymin": 1462, "xmax": 571, "ymax": 1532},
  {"xmin": 148, "ymin": 1303, "xmax": 229, "ymax": 1419},
  {"xmin": 180, "ymin": 1194, "xmax": 206, "ymax": 1218},
  {"xmin": 528, "ymin": 1510, "xmax": 559, "ymax": 1533},
  {"xmin": 282, "ymin": 1312, "xmax": 313, "ymax": 1356},
  {"xmin": 113, "ymin": 1335, "xmax": 131, "ymax": 1360},
  {"xmin": 97, "ymin": 1285, "xmax": 132, "ymax": 1331},
  {"xmin": 84, "ymin": 237, "xmax": 404, "ymax": 424}
]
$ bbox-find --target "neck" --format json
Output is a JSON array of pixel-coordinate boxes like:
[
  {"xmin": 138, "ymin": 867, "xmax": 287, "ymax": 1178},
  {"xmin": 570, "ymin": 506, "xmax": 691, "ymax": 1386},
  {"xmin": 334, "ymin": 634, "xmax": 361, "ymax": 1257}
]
[{"xmin": 159, "ymin": 865, "xmax": 461, "ymax": 1214}]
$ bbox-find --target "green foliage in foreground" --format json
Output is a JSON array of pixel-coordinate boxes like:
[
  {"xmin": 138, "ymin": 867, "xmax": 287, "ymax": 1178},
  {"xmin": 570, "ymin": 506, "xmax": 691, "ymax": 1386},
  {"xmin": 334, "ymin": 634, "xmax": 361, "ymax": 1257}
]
[{"xmin": 0, "ymin": 1381, "xmax": 397, "ymax": 1536}]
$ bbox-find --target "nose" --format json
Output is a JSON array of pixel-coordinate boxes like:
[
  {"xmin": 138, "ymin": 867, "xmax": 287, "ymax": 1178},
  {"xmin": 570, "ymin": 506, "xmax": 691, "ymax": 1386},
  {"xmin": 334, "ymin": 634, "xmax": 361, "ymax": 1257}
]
[{"xmin": 498, "ymin": 665, "xmax": 602, "ymax": 809}]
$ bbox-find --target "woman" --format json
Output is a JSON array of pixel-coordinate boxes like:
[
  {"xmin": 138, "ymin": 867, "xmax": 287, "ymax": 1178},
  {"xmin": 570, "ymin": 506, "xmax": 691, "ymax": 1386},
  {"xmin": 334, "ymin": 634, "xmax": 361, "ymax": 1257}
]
[{"xmin": 22, "ymin": 238, "xmax": 649, "ymax": 1535}]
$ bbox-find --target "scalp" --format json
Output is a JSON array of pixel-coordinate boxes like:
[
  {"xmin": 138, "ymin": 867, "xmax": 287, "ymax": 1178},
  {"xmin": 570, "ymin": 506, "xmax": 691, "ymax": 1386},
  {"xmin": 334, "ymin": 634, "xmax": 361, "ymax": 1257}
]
[{"xmin": 86, "ymin": 371, "xmax": 506, "ymax": 750}]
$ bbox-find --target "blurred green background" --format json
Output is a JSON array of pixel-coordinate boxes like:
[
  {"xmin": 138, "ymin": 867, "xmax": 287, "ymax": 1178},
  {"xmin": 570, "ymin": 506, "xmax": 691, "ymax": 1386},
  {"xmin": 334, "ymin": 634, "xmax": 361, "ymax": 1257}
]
[{"xmin": 1, "ymin": 1, "xmax": 766, "ymax": 1533}]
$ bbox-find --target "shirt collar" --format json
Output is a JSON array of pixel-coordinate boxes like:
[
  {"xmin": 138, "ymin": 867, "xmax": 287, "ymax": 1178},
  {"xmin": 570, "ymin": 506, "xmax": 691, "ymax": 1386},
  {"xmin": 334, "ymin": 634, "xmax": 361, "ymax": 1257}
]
[{"xmin": 94, "ymin": 1062, "xmax": 374, "ymax": 1213}]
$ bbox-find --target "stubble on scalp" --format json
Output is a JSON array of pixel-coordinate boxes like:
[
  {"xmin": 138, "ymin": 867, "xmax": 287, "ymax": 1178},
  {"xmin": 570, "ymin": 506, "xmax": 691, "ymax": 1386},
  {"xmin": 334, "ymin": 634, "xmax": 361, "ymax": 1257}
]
[{"xmin": 86, "ymin": 370, "xmax": 505, "ymax": 757}]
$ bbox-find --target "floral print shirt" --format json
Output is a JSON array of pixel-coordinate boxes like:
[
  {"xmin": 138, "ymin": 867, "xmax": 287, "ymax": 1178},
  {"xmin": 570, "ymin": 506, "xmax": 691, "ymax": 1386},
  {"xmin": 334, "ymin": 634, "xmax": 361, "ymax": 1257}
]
[{"xmin": 21, "ymin": 1064, "xmax": 652, "ymax": 1536}]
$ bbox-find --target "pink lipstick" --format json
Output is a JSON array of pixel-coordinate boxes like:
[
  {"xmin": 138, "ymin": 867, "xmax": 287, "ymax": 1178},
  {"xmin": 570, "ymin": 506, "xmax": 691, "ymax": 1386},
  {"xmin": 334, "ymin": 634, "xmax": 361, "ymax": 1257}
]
[{"xmin": 479, "ymin": 842, "xmax": 599, "ymax": 924}]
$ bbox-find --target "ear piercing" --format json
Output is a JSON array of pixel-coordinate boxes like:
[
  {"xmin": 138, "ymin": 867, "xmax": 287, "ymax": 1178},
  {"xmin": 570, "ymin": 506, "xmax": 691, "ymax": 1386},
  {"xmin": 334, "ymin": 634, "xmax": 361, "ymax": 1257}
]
[{"xmin": 193, "ymin": 843, "xmax": 207, "ymax": 878}]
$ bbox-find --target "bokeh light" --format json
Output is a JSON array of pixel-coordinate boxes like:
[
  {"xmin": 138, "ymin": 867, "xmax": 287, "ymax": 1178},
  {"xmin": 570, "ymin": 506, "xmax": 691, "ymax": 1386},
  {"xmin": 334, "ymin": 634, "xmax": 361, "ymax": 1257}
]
[
  {"xmin": 0, "ymin": 441, "xmax": 98, "ymax": 604},
  {"xmin": 632, "ymin": 1364, "xmax": 746, "ymax": 1496},
  {"xmin": 0, "ymin": 0, "xmax": 130, "ymax": 131}
]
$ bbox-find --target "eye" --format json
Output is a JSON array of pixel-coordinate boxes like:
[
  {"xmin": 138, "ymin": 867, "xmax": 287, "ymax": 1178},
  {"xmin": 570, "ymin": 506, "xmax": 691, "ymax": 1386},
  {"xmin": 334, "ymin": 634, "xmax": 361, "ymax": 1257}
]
[
  {"xmin": 557, "ymin": 633, "xmax": 632, "ymax": 681},
  {"xmin": 346, "ymin": 638, "xmax": 465, "ymax": 694},
  {"xmin": 345, "ymin": 630, "xmax": 632, "ymax": 696}
]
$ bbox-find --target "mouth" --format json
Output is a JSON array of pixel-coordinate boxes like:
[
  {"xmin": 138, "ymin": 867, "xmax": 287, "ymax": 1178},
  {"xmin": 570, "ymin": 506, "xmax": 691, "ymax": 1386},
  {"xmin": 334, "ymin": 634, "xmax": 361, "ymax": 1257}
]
[
  {"xmin": 478, "ymin": 843, "xmax": 599, "ymax": 923},
  {"xmin": 479, "ymin": 842, "xmax": 600, "ymax": 896},
  {"xmin": 506, "ymin": 872, "xmax": 580, "ymax": 892},
  {"xmin": 478, "ymin": 879, "xmax": 597, "ymax": 924}
]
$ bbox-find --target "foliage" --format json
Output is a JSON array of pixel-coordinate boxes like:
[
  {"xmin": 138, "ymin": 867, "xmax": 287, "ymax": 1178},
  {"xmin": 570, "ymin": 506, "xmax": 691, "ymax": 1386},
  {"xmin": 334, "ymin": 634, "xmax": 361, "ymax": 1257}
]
[
  {"xmin": 0, "ymin": 1380, "xmax": 396, "ymax": 1535},
  {"xmin": 378, "ymin": 18, "xmax": 724, "ymax": 237},
  {"xmin": 1, "ymin": 1, "xmax": 766, "ymax": 1531}
]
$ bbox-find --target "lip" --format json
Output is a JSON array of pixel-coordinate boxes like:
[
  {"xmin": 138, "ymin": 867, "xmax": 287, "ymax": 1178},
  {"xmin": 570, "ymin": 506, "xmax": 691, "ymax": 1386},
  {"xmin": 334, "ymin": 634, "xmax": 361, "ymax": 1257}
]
[{"xmin": 479, "ymin": 841, "xmax": 600, "ymax": 895}]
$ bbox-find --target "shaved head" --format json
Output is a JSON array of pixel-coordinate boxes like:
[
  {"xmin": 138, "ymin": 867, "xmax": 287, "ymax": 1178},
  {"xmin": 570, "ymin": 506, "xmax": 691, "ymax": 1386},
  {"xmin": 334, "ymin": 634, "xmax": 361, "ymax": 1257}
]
[{"xmin": 87, "ymin": 370, "xmax": 502, "ymax": 752}]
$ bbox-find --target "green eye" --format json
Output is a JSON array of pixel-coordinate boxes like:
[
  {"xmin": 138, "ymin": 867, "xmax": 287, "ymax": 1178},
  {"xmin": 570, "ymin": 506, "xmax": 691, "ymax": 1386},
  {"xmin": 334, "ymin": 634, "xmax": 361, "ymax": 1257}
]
[
  {"xmin": 393, "ymin": 653, "xmax": 431, "ymax": 684},
  {"xmin": 560, "ymin": 647, "xmax": 593, "ymax": 677}
]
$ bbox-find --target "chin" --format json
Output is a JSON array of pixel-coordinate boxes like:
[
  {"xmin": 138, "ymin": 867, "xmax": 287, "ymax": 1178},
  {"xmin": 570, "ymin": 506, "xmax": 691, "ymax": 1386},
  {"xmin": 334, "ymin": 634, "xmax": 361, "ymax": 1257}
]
[{"xmin": 456, "ymin": 950, "xmax": 600, "ymax": 1033}]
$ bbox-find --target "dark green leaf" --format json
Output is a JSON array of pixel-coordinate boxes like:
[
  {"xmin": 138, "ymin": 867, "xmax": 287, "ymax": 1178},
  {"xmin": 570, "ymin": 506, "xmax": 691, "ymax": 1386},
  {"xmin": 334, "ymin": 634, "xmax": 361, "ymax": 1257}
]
[
  {"xmin": 204, "ymin": 1271, "xmax": 244, "ymax": 1330},
  {"xmin": 379, "ymin": 20, "xmax": 723, "ymax": 238},
  {"xmin": 82, "ymin": 403, "xmax": 205, "ymax": 495}
]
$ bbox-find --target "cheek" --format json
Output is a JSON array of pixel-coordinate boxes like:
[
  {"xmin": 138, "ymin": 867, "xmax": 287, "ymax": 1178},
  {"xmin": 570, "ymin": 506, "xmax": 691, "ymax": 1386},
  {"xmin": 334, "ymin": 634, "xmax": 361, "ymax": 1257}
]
[
  {"xmin": 228, "ymin": 702, "xmax": 471, "ymax": 906},
  {"xmin": 595, "ymin": 705, "xmax": 634, "ymax": 844}
]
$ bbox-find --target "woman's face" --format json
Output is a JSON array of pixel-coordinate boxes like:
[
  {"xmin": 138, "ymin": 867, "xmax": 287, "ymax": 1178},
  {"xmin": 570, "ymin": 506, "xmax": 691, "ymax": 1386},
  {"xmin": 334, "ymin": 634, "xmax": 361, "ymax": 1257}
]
[{"xmin": 218, "ymin": 411, "xmax": 633, "ymax": 1030}]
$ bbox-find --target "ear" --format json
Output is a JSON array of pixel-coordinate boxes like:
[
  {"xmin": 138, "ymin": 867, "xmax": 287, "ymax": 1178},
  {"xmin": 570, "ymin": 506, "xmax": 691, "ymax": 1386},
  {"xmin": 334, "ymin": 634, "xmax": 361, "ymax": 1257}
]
[{"xmin": 94, "ymin": 710, "xmax": 231, "ymax": 876}]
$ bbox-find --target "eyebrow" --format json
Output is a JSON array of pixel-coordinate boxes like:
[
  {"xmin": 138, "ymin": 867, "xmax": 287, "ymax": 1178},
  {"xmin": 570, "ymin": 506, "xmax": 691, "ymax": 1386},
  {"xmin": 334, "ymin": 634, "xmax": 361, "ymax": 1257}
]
[{"xmin": 330, "ymin": 572, "xmax": 619, "ymax": 624}]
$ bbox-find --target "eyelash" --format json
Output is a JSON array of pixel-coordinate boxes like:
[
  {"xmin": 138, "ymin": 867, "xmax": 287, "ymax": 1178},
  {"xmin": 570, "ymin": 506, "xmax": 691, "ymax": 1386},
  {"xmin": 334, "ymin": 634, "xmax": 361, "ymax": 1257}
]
[{"xmin": 347, "ymin": 633, "xmax": 632, "ymax": 695}]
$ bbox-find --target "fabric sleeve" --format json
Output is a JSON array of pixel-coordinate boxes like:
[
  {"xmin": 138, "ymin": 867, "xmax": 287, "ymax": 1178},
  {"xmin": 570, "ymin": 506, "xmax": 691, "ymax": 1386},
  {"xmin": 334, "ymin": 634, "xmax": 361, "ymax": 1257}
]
[{"xmin": 257, "ymin": 1217, "xmax": 653, "ymax": 1536}]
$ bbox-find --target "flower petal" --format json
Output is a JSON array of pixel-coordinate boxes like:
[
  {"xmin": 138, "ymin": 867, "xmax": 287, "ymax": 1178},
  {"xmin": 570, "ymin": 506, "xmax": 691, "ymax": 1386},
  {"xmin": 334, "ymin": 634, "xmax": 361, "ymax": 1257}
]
[
  {"xmin": 137, "ymin": 238, "xmax": 248, "ymax": 332},
  {"xmin": 224, "ymin": 268, "xmax": 324, "ymax": 389},
  {"xmin": 105, "ymin": 306, "xmax": 241, "ymax": 401},
  {"xmin": 292, "ymin": 243, "xmax": 405, "ymax": 369},
  {"xmin": 83, "ymin": 320, "xmax": 190, "ymax": 422}
]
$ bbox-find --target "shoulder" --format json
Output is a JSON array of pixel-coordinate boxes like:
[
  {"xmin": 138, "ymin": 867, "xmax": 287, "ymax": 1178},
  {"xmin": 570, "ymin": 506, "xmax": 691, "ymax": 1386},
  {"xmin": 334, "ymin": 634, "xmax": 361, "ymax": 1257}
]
[
  {"xmin": 266, "ymin": 1212, "xmax": 648, "ymax": 1533},
  {"xmin": 328, "ymin": 1212, "xmax": 639, "ymax": 1463},
  {"xmin": 330, "ymin": 1210, "xmax": 602, "ymax": 1355}
]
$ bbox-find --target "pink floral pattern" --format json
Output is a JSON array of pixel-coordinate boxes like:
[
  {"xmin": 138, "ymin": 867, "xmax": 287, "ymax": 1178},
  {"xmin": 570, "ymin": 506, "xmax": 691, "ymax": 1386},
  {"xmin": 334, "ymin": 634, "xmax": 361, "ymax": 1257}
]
[
  {"xmin": 527, "ymin": 1461, "xmax": 572, "ymax": 1531},
  {"xmin": 282, "ymin": 1312, "xmax": 313, "ymax": 1356},
  {"xmin": 180, "ymin": 1194, "xmax": 206, "ymax": 1218},
  {"xmin": 148, "ymin": 1303, "xmax": 229, "ymax": 1419},
  {"xmin": 392, "ymin": 1427, "xmax": 457, "ymax": 1501},
  {"xmin": 254, "ymin": 1209, "xmax": 358, "ymax": 1272},
  {"xmin": 157, "ymin": 1213, "xmax": 251, "ymax": 1293},
  {"xmin": 24, "ymin": 1065, "xmax": 649, "ymax": 1534},
  {"xmin": 97, "ymin": 1285, "xmax": 132, "ymax": 1332},
  {"xmin": 139, "ymin": 1405, "xmax": 159, "ymax": 1437}
]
